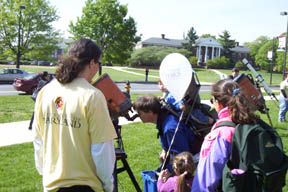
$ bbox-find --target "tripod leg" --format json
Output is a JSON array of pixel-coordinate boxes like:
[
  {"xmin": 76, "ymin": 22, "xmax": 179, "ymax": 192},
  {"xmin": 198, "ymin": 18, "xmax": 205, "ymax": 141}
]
[
  {"xmin": 113, "ymin": 162, "xmax": 118, "ymax": 192},
  {"xmin": 121, "ymin": 157, "xmax": 142, "ymax": 192}
]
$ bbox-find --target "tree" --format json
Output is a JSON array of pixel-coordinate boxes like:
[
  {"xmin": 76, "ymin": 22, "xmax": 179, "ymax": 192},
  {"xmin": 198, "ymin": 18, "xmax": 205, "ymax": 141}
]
[
  {"xmin": 201, "ymin": 34, "xmax": 216, "ymax": 39},
  {"xmin": 244, "ymin": 36, "xmax": 269, "ymax": 61},
  {"xmin": 255, "ymin": 40, "xmax": 274, "ymax": 70},
  {"xmin": 69, "ymin": 0, "xmax": 141, "ymax": 65},
  {"xmin": 128, "ymin": 46, "xmax": 190, "ymax": 67},
  {"xmin": 182, "ymin": 27, "xmax": 198, "ymax": 52},
  {"xmin": 218, "ymin": 30, "xmax": 236, "ymax": 59},
  {"xmin": 0, "ymin": 0, "xmax": 61, "ymax": 68}
]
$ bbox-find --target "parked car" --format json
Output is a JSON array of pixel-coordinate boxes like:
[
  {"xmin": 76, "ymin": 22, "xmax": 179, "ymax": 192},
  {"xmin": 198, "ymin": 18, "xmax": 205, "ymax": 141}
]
[
  {"xmin": 7, "ymin": 61, "xmax": 15, "ymax": 65},
  {"xmin": 38, "ymin": 60, "xmax": 50, "ymax": 66},
  {"xmin": 13, "ymin": 72, "xmax": 54, "ymax": 94},
  {"xmin": 0, "ymin": 68, "xmax": 29, "ymax": 83}
]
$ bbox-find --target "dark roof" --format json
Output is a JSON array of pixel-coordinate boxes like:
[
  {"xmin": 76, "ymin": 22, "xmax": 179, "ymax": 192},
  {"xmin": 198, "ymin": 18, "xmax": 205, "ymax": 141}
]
[
  {"xmin": 141, "ymin": 37, "xmax": 188, "ymax": 48},
  {"xmin": 231, "ymin": 46, "xmax": 250, "ymax": 53}
]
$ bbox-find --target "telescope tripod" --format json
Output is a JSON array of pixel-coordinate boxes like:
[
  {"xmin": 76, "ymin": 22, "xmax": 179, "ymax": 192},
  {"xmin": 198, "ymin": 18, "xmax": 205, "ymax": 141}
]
[{"xmin": 113, "ymin": 121, "xmax": 141, "ymax": 192}]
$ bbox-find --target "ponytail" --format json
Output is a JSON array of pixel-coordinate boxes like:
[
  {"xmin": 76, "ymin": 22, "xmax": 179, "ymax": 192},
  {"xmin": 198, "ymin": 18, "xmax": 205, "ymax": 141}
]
[
  {"xmin": 177, "ymin": 171, "xmax": 193, "ymax": 192},
  {"xmin": 56, "ymin": 56, "xmax": 90, "ymax": 84},
  {"xmin": 211, "ymin": 79, "xmax": 259, "ymax": 124},
  {"xmin": 172, "ymin": 152, "xmax": 195, "ymax": 192},
  {"xmin": 228, "ymin": 89, "xmax": 259, "ymax": 124},
  {"xmin": 55, "ymin": 38, "xmax": 102, "ymax": 84}
]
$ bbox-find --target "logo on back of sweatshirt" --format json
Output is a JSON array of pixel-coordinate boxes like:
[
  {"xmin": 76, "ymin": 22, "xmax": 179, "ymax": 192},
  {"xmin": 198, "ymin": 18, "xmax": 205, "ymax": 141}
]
[{"xmin": 55, "ymin": 97, "xmax": 64, "ymax": 110}]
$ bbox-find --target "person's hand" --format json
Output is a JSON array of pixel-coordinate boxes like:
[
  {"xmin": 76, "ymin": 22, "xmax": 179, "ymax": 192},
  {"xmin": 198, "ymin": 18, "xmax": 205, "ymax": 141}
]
[
  {"xmin": 158, "ymin": 169, "xmax": 172, "ymax": 182},
  {"xmin": 179, "ymin": 104, "xmax": 186, "ymax": 111},
  {"xmin": 285, "ymin": 98, "xmax": 288, "ymax": 102},
  {"xmin": 158, "ymin": 96, "xmax": 164, "ymax": 101},
  {"xmin": 158, "ymin": 169, "xmax": 167, "ymax": 181},
  {"xmin": 159, "ymin": 150, "xmax": 166, "ymax": 163}
]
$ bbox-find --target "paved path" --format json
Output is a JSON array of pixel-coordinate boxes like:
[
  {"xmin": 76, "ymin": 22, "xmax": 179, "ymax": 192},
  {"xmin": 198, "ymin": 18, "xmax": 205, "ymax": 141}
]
[
  {"xmin": 211, "ymin": 69, "xmax": 228, "ymax": 79},
  {"xmin": 107, "ymin": 66, "xmax": 159, "ymax": 79},
  {"xmin": 0, "ymin": 116, "xmax": 141, "ymax": 148}
]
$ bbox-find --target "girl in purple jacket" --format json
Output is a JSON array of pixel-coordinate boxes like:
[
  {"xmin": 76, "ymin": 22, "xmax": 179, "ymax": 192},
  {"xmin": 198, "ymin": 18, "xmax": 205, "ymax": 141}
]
[
  {"xmin": 192, "ymin": 79, "xmax": 259, "ymax": 192},
  {"xmin": 158, "ymin": 152, "xmax": 195, "ymax": 192}
]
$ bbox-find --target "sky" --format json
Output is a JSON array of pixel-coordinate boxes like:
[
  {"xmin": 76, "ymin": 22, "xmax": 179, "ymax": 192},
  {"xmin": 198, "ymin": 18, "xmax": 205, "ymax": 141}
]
[{"xmin": 49, "ymin": 0, "xmax": 288, "ymax": 45}]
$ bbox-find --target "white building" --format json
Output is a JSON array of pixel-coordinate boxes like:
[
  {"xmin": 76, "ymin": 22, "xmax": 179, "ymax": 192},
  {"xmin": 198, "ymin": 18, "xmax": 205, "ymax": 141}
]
[
  {"xmin": 136, "ymin": 35, "xmax": 224, "ymax": 64},
  {"xmin": 195, "ymin": 37, "xmax": 223, "ymax": 63}
]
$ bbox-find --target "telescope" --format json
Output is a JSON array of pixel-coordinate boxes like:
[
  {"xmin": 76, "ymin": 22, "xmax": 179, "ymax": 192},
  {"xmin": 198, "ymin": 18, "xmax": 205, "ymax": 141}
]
[
  {"xmin": 233, "ymin": 58, "xmax": 278, "ymax": 127},
  {"xmin": 91, "ymin": 73, "xmax": 141, "ymax": 192},
  {"xmin": 242, "ymin": 58, "xmax": 278, "ymax": 101}
]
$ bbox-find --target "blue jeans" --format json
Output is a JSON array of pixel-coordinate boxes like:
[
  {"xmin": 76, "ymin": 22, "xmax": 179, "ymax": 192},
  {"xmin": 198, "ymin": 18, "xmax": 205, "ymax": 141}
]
[{"xmin": 279, "ymin": 95, "xmax": 288, "ymax": 121}]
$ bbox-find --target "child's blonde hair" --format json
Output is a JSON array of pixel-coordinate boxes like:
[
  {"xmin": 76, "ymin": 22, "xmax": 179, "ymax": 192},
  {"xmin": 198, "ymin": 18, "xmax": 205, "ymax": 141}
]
[{"xmin": 172, "ymin": 152, "xmax": 195, "ymax": 192}]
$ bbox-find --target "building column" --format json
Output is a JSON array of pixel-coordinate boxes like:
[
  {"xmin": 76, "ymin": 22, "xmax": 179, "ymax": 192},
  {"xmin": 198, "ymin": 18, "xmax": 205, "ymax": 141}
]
[
  {"xmin": 204, "ymin": 46, "xmax": 208, "ymax": 63},
  {"xmin": 212, "ymin": 47, "xmax": 215, "ymax": 60},
  {"xmin": 198, "ymin": 46, "xmax": 202, "ymax": 62},
  {"xmin": 218, "ymin": 48, "xmax": 221, "ymax": 57}
]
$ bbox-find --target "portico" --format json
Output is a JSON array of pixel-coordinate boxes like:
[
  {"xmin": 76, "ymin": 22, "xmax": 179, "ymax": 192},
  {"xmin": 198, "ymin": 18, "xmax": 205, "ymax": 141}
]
[{"xmin": 195, "ymin": 37, "xmax": 223, "ymax": 64}]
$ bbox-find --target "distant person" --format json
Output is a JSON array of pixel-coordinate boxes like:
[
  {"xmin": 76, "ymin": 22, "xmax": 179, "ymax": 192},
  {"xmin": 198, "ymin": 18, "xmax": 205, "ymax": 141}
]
[
  {"xmin": 28, "ymin": 71, "xmax": 52, "ymax": 130},
  {"xmin": 228, "ymin": 67, "xmax": 239, "ymax": 80},
  {"xmin": 33, "ymin": 38, "xmax": 117, "ymax": 192},
  {"xmin": 279, "ymin": 73, "xmax": 288, "ymax": 122},
  {"xmin": 38, "ymin": 71, "xmax": 51, "ymax": 89},
  {"xmin": 145, "ymin": 68, "xmax": 149, "ymax": 82},
  {"xmin": 157, "ymin": 152, "xmax": 195, "ymax": 192}
]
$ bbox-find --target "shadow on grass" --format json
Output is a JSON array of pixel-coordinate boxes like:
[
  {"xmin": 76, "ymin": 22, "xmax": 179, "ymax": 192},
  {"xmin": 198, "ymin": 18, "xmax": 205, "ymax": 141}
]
[{"xmin": 279, "ymin": 133, "xmax": 288, "ymax": 138}]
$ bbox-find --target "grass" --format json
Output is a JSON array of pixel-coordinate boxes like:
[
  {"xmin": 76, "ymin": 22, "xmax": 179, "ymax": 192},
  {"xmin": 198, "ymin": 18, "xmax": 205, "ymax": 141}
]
[
  {"xmin": 195, "ymin": 68, "xmax": 220, "ymax": 83},
  {"xmin": 0, "ymin": 94, "xmax": 287, "ymax": 191},
  {"xmin": 123, "ymin": 68, "xmax": 160, "ymax": 77},
  {"xmin": 0, "ymin": 93, "xmax": 212, "ymax": 124},
  {"xmin": 0, "ymin": 64, "xmax": 220, "ymax": 83},
  {"xmin": 0, "ymin": 95, "xmax": 34, "ymax": 123},
  {"xmin": 2, "ymin": 64, "xmax": 284, "ymax": 85},
  {"xmin": 0, "ymin": 65, "xmax": 155, "ymax": 82}
]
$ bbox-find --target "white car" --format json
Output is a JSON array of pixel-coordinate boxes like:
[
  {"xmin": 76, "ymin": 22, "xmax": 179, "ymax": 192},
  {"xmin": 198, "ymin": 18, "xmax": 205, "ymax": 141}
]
[{"xmin": 0, "ymin": 68, "xmax": 29, "ymax": 82}]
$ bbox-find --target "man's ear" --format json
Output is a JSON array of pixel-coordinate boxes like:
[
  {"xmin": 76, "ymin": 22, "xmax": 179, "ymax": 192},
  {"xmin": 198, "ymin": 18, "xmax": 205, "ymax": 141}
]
[{"xmin": 89, "ymin": 59, "xmax": 94, "ymax": 68}]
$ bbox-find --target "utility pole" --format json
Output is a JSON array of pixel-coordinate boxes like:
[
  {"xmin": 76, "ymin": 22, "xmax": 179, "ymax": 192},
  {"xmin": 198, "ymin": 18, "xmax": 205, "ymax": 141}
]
[
  {"xmin": 280, "ymin": 11, "xmax": 288, "ymax": 80},
  {"xmin": 270, "ymin": 37, "xmax": 275, "ymax": 85},
  {"xmin": 16, "ymin": 5, "xmax": 25, "ymax": 69}
]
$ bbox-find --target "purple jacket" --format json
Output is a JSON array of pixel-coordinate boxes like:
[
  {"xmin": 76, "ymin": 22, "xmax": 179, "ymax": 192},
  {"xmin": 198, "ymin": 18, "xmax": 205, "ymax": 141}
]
[
  {"xmin": 192, "ymin": 107, "xmax": 235, "ymax": 192},
  {"xmin": 157, "ymin": 175, "xmax": 193, "ymax": 192}
]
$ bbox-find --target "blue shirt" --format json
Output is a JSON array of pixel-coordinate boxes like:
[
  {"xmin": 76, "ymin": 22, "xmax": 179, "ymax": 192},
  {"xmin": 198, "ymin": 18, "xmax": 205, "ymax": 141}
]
[{"xmin": 157, "ymin": 109, "xmax": 196, "ymax": 172}]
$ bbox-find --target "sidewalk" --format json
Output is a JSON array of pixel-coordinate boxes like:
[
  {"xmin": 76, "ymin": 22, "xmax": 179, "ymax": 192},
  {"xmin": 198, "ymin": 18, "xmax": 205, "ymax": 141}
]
[{"xmin": 0, "ymin": 116, "xmax": 141, "ymax": 148}]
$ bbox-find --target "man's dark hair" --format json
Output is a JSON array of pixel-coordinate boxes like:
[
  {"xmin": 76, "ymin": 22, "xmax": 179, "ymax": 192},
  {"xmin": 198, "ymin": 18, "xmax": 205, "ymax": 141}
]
[
  {"xmin": 133, "ymin": 95, "xmax": 161, "ymax": 114},
  {"xmin": 232, "ymin": 67, "xmax": 239, "ymax": 72},
  {"xmin": 42, "ymin": 71, "xmax": 49, "ymax": 79},
  {"xmin": 55, "ymin": 38, "xmax": 102, "ymax": 84}
]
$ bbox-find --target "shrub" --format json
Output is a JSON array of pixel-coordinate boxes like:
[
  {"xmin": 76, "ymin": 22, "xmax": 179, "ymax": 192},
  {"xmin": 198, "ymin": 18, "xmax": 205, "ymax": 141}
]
[
  {"xmin": 206, "ymin": 60, "xmax": 213, "ymax": 68},
  {"xmin": 128, "ymin": 46, "xmax": 190, "ymax": 67},
  {"xmin": 235, "ymin": 61, "xmax": 245, "ymax": 69},
  {"xmin": 206, "ymin": 56, "xmax": 230, "ymax": 69},
  {"xmin": 189, "ymin": 56, "xmax": 198, "ymax": 67}
]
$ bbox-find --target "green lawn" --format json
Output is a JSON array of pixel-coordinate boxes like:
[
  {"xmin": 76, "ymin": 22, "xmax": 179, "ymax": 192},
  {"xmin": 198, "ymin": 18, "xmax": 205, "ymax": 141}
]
[
  {"xmin": 123, "ymin": 68, "xmax": 160, "ymax": 77},
  {"xmin": 0, "ymin": 95, "xmax": 34, "ymax": 123},
  {"xmin": 0, "ymin": 94, "xmax": 287, "ymax": 191},
  {"xmin": 0, "ymin": 65, "xmax": 220, "ymax": 83}
]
